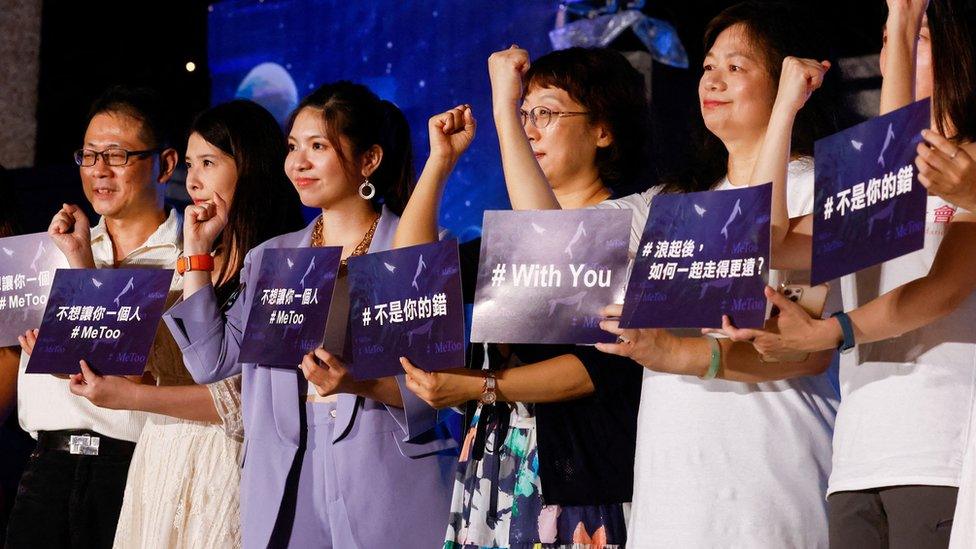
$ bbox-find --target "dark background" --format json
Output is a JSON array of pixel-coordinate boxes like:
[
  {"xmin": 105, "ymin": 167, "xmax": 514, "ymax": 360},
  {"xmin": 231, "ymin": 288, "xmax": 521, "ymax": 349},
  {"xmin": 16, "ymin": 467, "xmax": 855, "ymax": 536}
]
[{"xmin": 5, "ymin": 0, "xmax": 888, "ymax": 235}]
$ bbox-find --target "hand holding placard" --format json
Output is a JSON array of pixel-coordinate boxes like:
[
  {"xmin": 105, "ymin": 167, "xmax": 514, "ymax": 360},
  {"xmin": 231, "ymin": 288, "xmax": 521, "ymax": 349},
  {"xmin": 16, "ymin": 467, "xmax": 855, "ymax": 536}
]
[
  {"xmin": 17, "ymin": 328, "xmax": 37, "ymax": 355},
  {"xmin": 68, "ymin": 360, "xmax": 140, "ymax": 410},
  {"xmin": 917, "ymin": 130, "xmax": 976, "ymax": 211},
  {"xmin": 400, "ymin": 357, "xmax": 483, "ymax": 409},
  {"xmin": 300, "ymin": 348, "xmax": 353, "ymax": 398},
  {"xmin": 597, "ymin": 303, "xmax": 707, "ymax": 377},
  {"xmin": 703, "ymin": 286, "xmax": 842, "ymax": 359}
]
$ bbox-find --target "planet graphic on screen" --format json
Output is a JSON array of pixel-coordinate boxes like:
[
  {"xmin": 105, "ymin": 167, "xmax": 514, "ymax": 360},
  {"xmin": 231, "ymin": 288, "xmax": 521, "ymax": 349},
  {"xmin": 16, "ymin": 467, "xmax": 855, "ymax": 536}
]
[{"xmin": 235, "ymin": 62, "xmax": 299, "ymax": 125}]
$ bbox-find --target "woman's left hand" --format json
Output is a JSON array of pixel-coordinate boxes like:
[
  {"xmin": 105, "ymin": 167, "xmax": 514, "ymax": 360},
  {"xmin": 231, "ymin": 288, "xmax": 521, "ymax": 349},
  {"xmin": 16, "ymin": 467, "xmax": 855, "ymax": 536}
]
[
  {"xmin": 703, "ymin": 286, "xmax": 840, "ymax": 359},
  {"xmin": 300, "ymin": 348, "xmax": 354, "ymax": 397},
  {"xmin": 68, "ymin": 360, "xmax": 136, "ymax": 410},
  {"xmin": 400, "ymin": 357, "xmax": 483, "ymax": 409},
  {"xmin": 17, "ymin": 329, "xmax": 38, "ymax": 356},
  {"xmin": 917, "ymin": 130, "xmax": 976, "ymax": 211},
  {"xmin": 429, "ymin": 104, "xmax": 477, "ymax": 164}
]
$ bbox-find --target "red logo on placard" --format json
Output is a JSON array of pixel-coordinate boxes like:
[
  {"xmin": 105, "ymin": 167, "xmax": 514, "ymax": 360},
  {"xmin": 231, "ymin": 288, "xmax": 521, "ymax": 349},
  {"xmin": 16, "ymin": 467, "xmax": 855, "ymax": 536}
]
[{"xmin": 934, "ymin": 205, "xmax": 957, "ymax": 224}]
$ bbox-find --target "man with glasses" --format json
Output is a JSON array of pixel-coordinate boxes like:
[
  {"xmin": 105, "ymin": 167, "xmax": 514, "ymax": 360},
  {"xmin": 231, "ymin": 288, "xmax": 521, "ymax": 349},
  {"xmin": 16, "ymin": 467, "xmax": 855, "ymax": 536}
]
[{"xmin": 5, "ymin": 86, "xmax": 182, "ymax": 549}]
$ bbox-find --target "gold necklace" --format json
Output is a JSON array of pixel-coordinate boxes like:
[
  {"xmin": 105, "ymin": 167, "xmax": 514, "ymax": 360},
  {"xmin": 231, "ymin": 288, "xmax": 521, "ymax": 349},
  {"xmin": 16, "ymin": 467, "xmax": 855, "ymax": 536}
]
[{"xmin": 311, "ymin": 214, "xmax": 380, "ymax": 266}]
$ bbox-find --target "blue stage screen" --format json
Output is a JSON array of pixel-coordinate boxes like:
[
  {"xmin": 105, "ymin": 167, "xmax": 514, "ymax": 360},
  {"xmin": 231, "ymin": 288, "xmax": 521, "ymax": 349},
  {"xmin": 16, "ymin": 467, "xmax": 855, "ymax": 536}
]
[{"xmin": 209, "ymin": 0, "xmax": 559, "ymax": 240}]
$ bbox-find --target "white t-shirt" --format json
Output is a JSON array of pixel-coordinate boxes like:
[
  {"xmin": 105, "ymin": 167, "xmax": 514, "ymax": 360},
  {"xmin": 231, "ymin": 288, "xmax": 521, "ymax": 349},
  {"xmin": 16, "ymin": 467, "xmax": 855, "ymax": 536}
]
[
  {"xmin": 596, "ymin": 188, "xmax": 658, "ymax": 256},
  {"xmin": 598, "ymin": 159, "xmax": 839, "ymax": 548},
  {"xmin": 18, "ymin": 209, "xmax": 183, "ymax": 442},
  {"xmin": 830, "ymin": 196, "xmax": 976, "ymax": 494}
]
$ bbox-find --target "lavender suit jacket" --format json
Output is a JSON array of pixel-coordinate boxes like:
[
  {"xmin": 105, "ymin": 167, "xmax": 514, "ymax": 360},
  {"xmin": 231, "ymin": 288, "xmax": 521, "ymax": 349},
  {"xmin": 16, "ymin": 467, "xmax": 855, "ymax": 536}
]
[{"xmin": 163, "ymin": 208, "xmax": 457, "ymax": 548}]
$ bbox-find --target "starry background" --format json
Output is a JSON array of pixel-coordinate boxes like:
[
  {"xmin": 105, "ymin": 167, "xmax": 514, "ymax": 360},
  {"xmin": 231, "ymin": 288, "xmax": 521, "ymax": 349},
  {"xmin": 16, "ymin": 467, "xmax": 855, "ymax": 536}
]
[
  {"xmin": 209, "ymin": 0, "xmax": 558, "ymax": 239},
  {"xmin": 9, "ymin": 0, "xmax": 887, "ymax": 236}
]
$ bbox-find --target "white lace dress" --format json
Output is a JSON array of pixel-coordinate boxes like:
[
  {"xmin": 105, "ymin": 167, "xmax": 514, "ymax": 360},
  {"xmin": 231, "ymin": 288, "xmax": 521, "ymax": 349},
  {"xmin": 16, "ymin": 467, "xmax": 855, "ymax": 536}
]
[{"xmin": 112, "ymin": 354, "xmax": 244, "ymax": 549}]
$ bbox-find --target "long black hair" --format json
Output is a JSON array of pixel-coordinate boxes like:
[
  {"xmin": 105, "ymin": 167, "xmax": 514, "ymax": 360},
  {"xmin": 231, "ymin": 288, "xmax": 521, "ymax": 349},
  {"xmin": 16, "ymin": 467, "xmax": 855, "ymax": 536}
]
[
  {"xmin": 663, "ymin": 0, "xmax": 848, "ymax": 193},
  {"xmin": 523, "ymin": 47, "xmax": 651, "ymax": 196},
  {"xmin": 929, "ymin": 0, "xmax": 976, "ymax": 142},
  {"xmin": 190, "ymin": 100, "xmax": 304, "ymax": 301},
  {"xmin": 288, "ymin": 81, "xmax": 414, "ymax": 215}
]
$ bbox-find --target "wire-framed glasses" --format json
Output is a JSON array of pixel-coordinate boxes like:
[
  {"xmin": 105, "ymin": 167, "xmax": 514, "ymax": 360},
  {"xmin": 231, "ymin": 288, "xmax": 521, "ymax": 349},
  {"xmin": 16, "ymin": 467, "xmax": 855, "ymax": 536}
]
[{"xmin": 518, "ymin": 106, "xmax": 589, "ymax": 129}]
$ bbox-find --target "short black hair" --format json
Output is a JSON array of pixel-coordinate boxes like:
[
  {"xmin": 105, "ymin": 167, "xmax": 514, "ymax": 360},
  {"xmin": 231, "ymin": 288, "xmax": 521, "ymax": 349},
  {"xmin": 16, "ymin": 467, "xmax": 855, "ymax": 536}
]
[
  {"xmin": 87, "ymin": 85, "xmax": 174, "ymax": 149},
  {"xmin": 524, "ymin": 47, "xmax": 651, "ymax": 195}
]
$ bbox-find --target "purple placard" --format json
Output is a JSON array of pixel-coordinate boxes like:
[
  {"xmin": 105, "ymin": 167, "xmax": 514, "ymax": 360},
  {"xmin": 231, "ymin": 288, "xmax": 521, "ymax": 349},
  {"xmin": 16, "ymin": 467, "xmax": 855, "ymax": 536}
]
[
  {"xmin": 348, "ymin": 240, "xmax": 464, "ymax": 380},
  {"xmin": 471, "ymin": 209, "xmax": 631, "ymax": 344},
  {"xmin": 238, "ymin": 247, "xmax": 341, "ymax": 366},
  {"xmin": 0, "ymin": 232, "xmax": 69, "ymax": 346},
  {"xmin": 620, "ymin": 185, "xmax": 771, "ymax": 329},
  {"xmin": 25, "ymin": 268, "xmax": 173, "ymax": 375},
  {"xmin": 812, "ymin": 98, "xmax": 930, "ymax": 285}
]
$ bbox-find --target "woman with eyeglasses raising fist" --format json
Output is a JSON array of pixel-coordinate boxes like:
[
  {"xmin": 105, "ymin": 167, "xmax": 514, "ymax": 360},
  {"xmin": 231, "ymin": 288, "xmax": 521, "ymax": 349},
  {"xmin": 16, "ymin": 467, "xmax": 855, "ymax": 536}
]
[{"xmin": 396, "ymin": 46, "xmax": 650, "ymax": 548}]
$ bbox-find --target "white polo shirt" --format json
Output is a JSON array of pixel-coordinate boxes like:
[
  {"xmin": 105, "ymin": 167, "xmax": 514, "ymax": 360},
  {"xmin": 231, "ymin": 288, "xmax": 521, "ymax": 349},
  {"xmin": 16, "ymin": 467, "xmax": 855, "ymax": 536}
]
[{"xmin": 18, "ymin": 208, "xmax": 183, "ymax": 442}]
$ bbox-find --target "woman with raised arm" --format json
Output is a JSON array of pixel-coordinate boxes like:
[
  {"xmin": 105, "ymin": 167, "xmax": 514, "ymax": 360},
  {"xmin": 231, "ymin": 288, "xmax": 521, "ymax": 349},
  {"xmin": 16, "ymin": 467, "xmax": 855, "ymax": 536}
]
[
  {"xmin": 477, "ymin": 2, "xmax": 847, "ymax": 546},
  {"xmin": 720, "ymin": 1, "xmax": 976, "ymax": 547},
  {"xmin": 597, "ymin": 4, "xmax": 844, "ymax": 546},
  {"xmin": 397, "ymin": 47, "xmax": 650, "ymax": 549},
  {"xmin": 163, "ymin": 82, "xmax": 474, "ymax": 548},
  {"xmin": 64, "ymin": 100, "xmax": 303, "ymax": 548}
]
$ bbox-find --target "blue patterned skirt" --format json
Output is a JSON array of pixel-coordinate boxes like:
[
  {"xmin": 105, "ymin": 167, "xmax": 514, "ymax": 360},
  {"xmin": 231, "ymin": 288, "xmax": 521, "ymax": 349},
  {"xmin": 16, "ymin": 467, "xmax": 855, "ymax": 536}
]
[{"xmin": 443, "ymin": 402, "xmax": 628, "ymax": 549}]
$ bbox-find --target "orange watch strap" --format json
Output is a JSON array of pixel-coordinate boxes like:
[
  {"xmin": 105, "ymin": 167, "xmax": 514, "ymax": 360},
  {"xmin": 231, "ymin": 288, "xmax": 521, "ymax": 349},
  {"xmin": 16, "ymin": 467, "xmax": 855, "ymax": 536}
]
[{"xmin": 177, "ymin": 254, "xmax": 214, "ymax": 275}]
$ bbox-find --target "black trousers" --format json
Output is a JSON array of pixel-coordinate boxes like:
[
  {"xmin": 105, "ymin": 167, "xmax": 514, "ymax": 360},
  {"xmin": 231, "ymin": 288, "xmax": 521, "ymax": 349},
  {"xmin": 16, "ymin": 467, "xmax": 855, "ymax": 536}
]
[
  {"xmin": 0, "ymin": 423, "xmax": 34, "ymax": 547},
  {"xmin": 829, "ymin": 485, "xmax": 958, "ymax": 549},
  {"xmin": 3, "ymin": 439, "xmax": 134, "ymax": 549}
]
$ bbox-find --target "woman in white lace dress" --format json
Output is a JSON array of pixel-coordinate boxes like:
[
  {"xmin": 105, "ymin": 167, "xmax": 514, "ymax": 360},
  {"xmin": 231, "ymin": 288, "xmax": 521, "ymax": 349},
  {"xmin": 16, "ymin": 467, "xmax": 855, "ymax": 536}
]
[{"xmin": 70, "ymin": 100, "xmax": 305, "ymax": 548}]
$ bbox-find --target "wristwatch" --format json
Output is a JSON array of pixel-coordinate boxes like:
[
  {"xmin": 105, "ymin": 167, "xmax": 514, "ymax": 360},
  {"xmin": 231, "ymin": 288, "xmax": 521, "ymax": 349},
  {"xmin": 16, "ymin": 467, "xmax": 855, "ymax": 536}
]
[
  {"xmin": 176, "ymin": 254, "xmax": 215, "ymax": 275},
  {"xmin": 479, "ymin": 372, "xmax": 497, "ymax": 405},
  {"xmin": 831, "ymin": 311, "xmax": 856, "ymax": 354}
]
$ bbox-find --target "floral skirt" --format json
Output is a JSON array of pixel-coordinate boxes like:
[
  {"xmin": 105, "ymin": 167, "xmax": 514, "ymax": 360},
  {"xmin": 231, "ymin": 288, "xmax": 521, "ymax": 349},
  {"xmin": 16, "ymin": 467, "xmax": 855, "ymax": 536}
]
[{"xmin": 444, "ymin": 403, "xmax": 628, "ymax": 549}]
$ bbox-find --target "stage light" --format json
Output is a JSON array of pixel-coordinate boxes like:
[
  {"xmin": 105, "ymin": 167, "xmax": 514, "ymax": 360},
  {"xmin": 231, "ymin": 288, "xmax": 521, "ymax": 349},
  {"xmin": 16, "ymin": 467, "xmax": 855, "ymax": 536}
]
[{"xmin": 185, "ymin": 61, "xmax": 197, "ymax": 72}]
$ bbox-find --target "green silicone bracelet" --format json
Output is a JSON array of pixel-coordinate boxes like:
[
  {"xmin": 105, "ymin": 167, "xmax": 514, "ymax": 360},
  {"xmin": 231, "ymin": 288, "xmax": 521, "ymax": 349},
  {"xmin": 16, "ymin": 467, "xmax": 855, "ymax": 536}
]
[{"xmin": 701, "ymin": 337, "xmax": 722, "ymax": 380}]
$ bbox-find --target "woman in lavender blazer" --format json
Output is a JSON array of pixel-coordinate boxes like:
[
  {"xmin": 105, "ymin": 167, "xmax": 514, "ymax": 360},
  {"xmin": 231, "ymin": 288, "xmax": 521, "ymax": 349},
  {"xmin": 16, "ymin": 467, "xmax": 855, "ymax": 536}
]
[{"xmin": 163, "ymin": 82, "xmax": 475, "ymax": 548}]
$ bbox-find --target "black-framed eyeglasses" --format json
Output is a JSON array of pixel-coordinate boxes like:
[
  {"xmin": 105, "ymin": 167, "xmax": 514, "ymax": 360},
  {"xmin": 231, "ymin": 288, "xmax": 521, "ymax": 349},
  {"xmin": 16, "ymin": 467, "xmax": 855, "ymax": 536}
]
[
  {"xmin": 73, "ymin": 147, "xmax": 160, "ymax": 167},
  {"xmin": 519, "ymin": 105, "xmax": 589, "ymax": 129}
]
